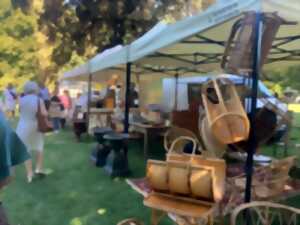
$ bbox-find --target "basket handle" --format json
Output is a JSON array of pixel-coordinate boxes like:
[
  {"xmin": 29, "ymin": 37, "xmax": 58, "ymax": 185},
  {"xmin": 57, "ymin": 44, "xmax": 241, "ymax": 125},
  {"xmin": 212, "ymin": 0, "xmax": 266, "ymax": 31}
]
[{"xmin": 167, "ymin": 136, "xmax": 197, "ymax": 156}]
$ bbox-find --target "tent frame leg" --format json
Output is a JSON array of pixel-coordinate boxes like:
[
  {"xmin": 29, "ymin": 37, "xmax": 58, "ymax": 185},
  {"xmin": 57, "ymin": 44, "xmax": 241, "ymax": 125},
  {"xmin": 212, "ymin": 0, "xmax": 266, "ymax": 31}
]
[
  {"xmin": 87, "ymin": 73, "xmax": 92, "ymax": 133},
  {"xmin": 245, "ymin": 11, "xmax": 263, "ymax": 204},
  {"xmin": 124, "ymin": 62, "xmax": 132, "ymax": 134}
]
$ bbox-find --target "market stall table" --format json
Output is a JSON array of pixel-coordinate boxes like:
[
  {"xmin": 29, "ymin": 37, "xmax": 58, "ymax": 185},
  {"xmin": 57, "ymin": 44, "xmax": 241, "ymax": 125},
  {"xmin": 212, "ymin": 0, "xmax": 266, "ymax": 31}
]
[
  {"xmin": 129, "ymin": 122, "xmax": 169, "ymax": 160},
  {"xmin": 126, "ymin": 164, "xmax": 300, "ymax": 224},
  {"xmin": 89, "ymin": 108, "xmax": 114, "ymax": 128}
]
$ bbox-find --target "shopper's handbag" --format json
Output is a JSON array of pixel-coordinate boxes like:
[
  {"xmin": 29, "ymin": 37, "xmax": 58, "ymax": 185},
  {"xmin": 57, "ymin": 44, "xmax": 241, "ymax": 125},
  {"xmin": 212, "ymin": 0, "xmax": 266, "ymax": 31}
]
[{"xmin": 37, "ymin": 98, "xmax": 53, "ymax": 133}]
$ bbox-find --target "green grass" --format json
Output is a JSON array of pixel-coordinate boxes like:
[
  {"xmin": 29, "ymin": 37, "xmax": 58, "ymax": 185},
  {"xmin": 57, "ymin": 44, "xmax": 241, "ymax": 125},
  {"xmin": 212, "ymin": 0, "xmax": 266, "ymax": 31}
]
[
  {"xmin": 1, "ymin": 113, "xmax": 300, "ymax": 225},
  {"xmin": 1, "ymin": 125, "xmax": 172, "ymax": 225}
]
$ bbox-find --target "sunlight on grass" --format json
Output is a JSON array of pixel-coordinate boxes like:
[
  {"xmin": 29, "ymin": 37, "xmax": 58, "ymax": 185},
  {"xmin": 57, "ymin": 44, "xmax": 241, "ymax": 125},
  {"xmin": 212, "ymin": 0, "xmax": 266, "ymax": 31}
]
[
  {"xmin": 97, "ymin": 208, "xmax": 107, "ymax": 215},
  {"xmin": 44, "ymin": 168, "xmax": 54, "ymax": 175},
  {"xmin": 70, "ymin": 217, "xmax": 83, "ymax": 225}
]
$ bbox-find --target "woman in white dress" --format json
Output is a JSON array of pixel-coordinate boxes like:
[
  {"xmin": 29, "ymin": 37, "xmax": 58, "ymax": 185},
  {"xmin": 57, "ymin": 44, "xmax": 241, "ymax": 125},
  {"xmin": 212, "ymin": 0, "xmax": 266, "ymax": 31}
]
[{"xmin": 16, "ymin": 81, "xmax": 47, "ymax": 183}]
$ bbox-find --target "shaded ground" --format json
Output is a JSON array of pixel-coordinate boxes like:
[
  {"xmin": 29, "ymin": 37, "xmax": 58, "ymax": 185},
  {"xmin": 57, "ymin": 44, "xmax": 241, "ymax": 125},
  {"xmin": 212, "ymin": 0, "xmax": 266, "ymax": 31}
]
[{"xmin": 1, "ymin": 114, "xmax": 300, "ymax": 225}]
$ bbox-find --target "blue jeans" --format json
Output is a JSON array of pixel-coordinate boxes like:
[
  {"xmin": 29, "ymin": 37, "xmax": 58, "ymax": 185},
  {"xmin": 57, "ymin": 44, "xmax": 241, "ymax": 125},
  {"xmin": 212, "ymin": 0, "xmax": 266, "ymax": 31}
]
[{"xmin": 52, "ymin": 117, "xmax": 61, "ymax": 131}]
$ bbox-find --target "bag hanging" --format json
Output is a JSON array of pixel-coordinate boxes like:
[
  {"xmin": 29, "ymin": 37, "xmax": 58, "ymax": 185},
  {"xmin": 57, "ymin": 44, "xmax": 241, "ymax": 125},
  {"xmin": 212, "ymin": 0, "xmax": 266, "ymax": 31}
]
[
  {"xmin": 37, "ymin": 98, "xmax": 53, "ymax": 133},
  {"xmin": 202, "ymin": 77, "xmax": 250, "ymax": 144}
]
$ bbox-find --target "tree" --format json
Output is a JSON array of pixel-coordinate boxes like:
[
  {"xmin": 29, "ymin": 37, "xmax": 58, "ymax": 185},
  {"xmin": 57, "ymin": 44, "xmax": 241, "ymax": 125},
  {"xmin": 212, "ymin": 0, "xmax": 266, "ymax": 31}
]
[
  {"xmin": 13, "ymin": 0, "xmax": 204, "ymax": 66},
  {"xmin": 263, "ymin": 65, "xmax": 300, "ymax": 96},
  {"xmin": 6, "ymin": 0, "xmax": 211, "ymax": 86},
  {"xmin": 0, "ymin": 0, "xmax": 39, "ymax": 90}
]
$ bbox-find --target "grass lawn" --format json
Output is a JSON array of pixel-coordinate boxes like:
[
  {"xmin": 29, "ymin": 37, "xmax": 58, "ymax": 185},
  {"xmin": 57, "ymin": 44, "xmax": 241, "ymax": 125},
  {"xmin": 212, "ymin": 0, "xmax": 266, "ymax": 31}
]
[{"xmin": 1, "ymin": 113, "xmax": 300, "ymax": 225}]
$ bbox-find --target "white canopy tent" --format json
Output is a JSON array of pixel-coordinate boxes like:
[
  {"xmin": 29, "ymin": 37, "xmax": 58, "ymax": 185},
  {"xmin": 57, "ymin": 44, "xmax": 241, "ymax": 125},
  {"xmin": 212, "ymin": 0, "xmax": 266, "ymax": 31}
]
[
  {"xmin": 62, "ymin": 0, "xmax": 300, "ymax": 202},
  {"xmin": 62, "ymin": 0, "xmax": 300, "ymax": 111},
  {"xmin": 63, "ymin": 0, "xmax": 300, "ymax": 81},
  {"xmin": 62, "ymin": 45, "xmax": 124, "ymax": 82},
  {"xmin": 76, "ymin": 0, "xmax": 299, "ymax": 77}
]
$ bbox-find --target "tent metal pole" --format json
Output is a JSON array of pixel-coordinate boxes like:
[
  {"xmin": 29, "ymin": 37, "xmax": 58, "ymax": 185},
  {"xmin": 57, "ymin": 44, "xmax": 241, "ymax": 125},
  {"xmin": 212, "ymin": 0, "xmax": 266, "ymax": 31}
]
[
  {"xmin": 244, "ymin": 12, "xmax": 263, "ymax": 203},
  {"xmin": 87, "ymin": 73, "xmax": 92, "ymax": 133},
  {"xmin": 174, "ymin": 72, "xmax": 179, "ymax": 110},
  {"xmin": 124, "ymin": 62, "xmax": 132, "ymax": 133}
]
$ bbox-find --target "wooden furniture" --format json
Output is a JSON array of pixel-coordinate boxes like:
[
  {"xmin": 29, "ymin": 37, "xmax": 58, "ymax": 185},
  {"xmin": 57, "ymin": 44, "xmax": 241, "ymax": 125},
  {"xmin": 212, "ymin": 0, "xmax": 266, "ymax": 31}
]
[
  {"xmin": 202, "ymin": 78, "xmax": 249, "ymax": 144},
  {"xmin": 126, "ymin": 165, "xmax": 300, "ymax": 223},
  {"xmin": 89, "ymin": 108, "xmax": 114, "ymax": 129},
  {"xmin": 130, "ymin": 122, "xmax": 169, "ymax": 160},
  {"xmin": 230, "ymin": 201, "xmax": 300, "ymax": 225},
  {"xmin": 172, "ymin": 110, "xmax": 200, "ymax": 138},
  {"xmin": 103, "ymin": 133, "xmax": 130, "ymax": 177},
  {"xmin": 221, "ymin": 12, "xmax": 294, "ymax": 75}
]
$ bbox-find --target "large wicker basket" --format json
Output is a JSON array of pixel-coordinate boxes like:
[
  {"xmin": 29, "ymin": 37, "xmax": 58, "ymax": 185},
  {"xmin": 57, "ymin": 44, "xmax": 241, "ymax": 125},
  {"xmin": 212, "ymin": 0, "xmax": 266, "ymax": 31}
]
[
  {"xmin": 202, "ymin": 77, "xmax": 249, "ymax": 144},
  {"xmin": 147, "ymin": 145, "xmax": 226, "ymax": 203}
]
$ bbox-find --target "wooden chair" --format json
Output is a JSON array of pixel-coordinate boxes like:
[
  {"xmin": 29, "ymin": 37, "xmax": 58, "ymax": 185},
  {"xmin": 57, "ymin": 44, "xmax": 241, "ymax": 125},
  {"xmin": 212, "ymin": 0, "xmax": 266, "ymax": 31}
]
[
  {"xmin": 221, "ymin": 12, "xmax": 296, "ymax": 75},
  {"xmin": 230, "ymin": 201, "xmax": 300, "ymax": 225}
]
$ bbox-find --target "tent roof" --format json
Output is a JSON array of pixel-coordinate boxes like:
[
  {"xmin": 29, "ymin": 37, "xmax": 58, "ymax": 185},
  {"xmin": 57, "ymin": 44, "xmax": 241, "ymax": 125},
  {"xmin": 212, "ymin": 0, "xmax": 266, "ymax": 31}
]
[{"xmin": 63, "ymin": 0, "xmax": 300, "ymax": 82}]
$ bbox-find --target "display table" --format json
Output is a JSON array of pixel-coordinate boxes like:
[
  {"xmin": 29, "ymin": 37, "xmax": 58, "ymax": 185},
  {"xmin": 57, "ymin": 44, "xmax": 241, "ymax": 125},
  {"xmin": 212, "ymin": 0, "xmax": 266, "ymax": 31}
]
[
  {"xmin": 89, "ymin": 108, "xmax": 114, "ymax": 130},
  {"xmin": 129, "ymin": 122, "xmax": 169, "ymax": 160},
  {"xmin": 126, "ymin": 164, "xmax": 300, "ymax": 223}
]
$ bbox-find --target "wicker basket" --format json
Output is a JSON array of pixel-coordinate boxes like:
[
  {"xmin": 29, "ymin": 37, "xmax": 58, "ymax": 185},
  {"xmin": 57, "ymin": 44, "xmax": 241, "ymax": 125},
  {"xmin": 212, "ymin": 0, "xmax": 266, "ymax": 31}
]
[
  {"xmin": 202, "ymin": 78, "xmax": 249, "ymax": 144},
  {"xmin": 199, "ymin": 116, "xmax": 227, "ymax": 158},
  {"xmin": 147, "ymin": 145, "xmax": 226, "ymax": 202}
]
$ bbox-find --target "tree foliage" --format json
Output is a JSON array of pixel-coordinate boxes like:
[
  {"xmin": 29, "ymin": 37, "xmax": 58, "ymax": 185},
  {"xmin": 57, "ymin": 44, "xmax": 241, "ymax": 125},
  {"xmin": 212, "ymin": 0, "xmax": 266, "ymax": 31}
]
[
  {"xmin": 0, "ymin": 0, "xmax": 88, "ymax": 90},
  {"xmin": 263, "ymin": 65, "xmax": 300, "ymax": 96},
  {"xmin": 0, "ymin": 0, "xmax": 38, "ymax": 90},
  {"xmin": 21, "ymin": 0, "xmax": 202, "ymax": 66}
]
